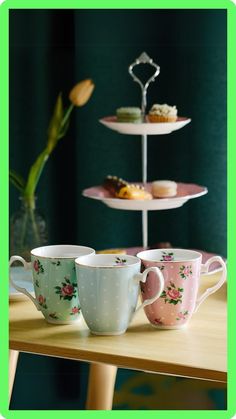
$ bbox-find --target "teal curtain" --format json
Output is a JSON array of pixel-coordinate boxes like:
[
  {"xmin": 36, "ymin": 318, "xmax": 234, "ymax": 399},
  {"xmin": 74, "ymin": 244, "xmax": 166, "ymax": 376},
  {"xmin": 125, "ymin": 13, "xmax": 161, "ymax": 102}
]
[{"xmin": 9, "ymin": 9, "xmax": 226, "ymax": 409}]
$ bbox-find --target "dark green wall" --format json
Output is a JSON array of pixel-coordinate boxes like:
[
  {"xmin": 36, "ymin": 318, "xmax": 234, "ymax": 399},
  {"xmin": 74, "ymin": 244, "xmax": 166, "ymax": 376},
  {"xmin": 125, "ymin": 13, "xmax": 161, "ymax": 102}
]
[
  {"xmin": 10, "ymin": 9, "xmax": 226, "ymax": 255},
  {"xmin": 9, "ymin": 9, "xmax": 226, "ymax": 409}
]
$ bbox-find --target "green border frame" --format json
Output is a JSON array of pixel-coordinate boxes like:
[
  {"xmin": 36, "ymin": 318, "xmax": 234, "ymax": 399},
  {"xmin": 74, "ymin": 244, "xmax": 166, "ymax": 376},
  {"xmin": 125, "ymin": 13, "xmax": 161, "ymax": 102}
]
[{"xmin": 0, "ymin": 0, "xmax": 235, "ymax": 418}]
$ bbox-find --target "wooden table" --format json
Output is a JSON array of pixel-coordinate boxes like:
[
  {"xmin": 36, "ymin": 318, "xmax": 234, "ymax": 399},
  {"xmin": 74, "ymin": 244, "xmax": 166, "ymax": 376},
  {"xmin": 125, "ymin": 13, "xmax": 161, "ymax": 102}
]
[{"xmin": 9, "ymin": 272, "xmax": 227, "ymax": 409}]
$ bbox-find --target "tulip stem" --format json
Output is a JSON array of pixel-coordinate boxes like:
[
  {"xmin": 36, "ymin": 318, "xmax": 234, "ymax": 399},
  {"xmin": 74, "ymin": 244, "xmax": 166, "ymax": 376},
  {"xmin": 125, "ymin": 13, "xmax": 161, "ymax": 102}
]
[{"xmin": 61, "ymin": 104, "xmax": 74, "ymax": 129}]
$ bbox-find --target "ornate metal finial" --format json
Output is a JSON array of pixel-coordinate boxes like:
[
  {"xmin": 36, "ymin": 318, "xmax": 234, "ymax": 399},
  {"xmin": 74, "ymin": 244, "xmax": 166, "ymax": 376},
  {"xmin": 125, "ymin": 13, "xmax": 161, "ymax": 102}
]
[{"xmin": 128, "ymin": 52, "xmax": 160, "ymax": 116}]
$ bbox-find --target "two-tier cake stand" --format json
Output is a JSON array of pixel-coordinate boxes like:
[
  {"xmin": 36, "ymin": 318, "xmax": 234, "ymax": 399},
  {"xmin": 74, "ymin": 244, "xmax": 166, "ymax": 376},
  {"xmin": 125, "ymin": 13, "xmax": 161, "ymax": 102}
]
[{"xmin": 83, "ymin": 52, "xmax": 207, "ymax": 248}]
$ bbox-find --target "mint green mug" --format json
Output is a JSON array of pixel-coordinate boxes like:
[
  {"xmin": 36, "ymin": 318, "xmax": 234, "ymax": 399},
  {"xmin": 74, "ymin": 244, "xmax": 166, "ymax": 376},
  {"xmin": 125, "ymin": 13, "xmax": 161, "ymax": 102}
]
[
  {"xmin": 9, "ymin": 245, "xmax": 95, "ymax": 324},
  {"xmin": 75, "ymin": 254, "xmax": 165, "ymax": 335}
]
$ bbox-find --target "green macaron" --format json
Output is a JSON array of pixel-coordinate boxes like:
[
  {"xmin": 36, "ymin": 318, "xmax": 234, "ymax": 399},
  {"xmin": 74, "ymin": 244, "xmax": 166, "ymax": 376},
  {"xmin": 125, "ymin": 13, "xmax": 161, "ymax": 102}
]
[{"xmin": 116, "ymin": 107, "xmax": 142, "ymax": 123}]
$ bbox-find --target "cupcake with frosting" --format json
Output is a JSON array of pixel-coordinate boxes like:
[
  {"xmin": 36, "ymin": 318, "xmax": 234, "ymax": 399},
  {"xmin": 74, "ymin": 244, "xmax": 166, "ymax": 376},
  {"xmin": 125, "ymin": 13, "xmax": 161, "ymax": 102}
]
[{"xmin": 148, "ymin": 103, "xmax": 177, "ymax": 122}]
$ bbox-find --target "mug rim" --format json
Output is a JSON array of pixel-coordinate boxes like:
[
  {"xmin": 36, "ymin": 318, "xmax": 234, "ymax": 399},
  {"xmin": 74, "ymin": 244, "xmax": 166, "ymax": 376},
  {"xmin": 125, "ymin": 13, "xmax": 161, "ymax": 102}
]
[
  {"xmin": 136, "ymin": 248, "xmax": 202, "ymax": 263},
  {"xmin": 75, "ymin": 253, "xmax": 141, "ymax": 268},
  {"xmin": 31, "ymin": 244, "xmax": 95, "ymax": 259}
]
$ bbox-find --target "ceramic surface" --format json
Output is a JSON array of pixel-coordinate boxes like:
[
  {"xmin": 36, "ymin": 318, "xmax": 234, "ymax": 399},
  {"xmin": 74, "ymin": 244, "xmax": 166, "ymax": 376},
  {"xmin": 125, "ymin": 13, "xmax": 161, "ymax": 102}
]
[
  {"xmin": 83, "ymin": 183, "xmax": 208, "ymax": 211},
  {"xmin": 75, "ymin": 254, "xmax": 164, "ymax": 335},
  {"xmin": 137, "ymin": 249, "xmax": 226, "ymax": 329},
  {"xmin": 99, "ymin": 116, "xmax": 191, "ymax": 135},
  {"xmin": 9, "ymin": 245, "xmax": 95, "ymax": 324}
]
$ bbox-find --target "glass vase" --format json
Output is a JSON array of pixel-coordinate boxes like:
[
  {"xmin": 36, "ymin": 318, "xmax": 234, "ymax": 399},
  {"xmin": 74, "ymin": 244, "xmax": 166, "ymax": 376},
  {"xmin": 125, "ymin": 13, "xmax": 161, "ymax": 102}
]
[{"xmin": 10, "ymin": 197, "xmax": 48, "ymax": 262}]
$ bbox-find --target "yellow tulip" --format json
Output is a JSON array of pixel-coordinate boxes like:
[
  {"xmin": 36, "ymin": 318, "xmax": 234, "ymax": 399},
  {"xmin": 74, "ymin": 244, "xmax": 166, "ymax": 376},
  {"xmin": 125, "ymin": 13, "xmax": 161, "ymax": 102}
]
[{"xmin": 69, "ymin": 79, "xmax": 95, "ymax": 107}]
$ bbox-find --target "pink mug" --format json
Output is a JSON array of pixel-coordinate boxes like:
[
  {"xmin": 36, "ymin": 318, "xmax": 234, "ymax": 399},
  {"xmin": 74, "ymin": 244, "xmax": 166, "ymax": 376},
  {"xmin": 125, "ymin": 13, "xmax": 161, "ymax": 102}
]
[{"xmin": 136, "ymin": 249, "xmax": 227, "ymax": 329}]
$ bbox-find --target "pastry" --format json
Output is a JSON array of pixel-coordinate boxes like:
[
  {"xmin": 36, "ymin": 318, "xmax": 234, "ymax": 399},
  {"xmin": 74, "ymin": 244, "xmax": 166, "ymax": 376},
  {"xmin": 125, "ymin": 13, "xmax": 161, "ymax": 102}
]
[
  {"xmin": 116, "ymin": 107, "xmax": 142, "ymax": 123},
  {"xmin": 96, "ymin": 249, "xmax": 127, "ymax": 255},
  {"xmin": 104, "ymin": 175, "xmax": 152, "ymax": 200},
  {"xmin": 151, "ymin": 180, "xmax": 177, "ymax": 198},
  {"xmin": 148, "ymin": 104, "xmax": 177, "ymax": 123}
]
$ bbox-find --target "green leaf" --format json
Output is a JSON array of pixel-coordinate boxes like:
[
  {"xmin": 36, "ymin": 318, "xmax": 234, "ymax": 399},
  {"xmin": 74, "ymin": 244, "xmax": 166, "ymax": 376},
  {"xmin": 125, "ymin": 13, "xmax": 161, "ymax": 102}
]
[
  {"xmin": 64, "ymin": 295, "xmax": 72, "ymax": 301},
  {"xmin": 9, "ymin": 170, "xmax": 26, "ymax": 192},
  {"xmin": 24, "ymin": 149, "xmax": 49, "ymax": 200},
  {"xmin": 47, "ymin": 93, "xmax": 64, "ymax": 153}
]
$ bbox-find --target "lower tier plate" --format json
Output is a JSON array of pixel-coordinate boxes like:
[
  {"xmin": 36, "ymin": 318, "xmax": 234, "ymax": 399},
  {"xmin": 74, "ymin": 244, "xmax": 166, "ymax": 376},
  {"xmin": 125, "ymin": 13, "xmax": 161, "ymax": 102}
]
[{"xmin": 82, "ymin": 182, "xmax": 208, "ymax": 211}]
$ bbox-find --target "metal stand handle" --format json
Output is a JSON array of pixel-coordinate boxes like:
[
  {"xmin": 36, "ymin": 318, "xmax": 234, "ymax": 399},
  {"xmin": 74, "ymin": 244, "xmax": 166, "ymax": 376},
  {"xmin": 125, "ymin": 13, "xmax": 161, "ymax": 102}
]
[{"xmin": 128, "ymin": 52, "xmax": 160, "ymax": 248}]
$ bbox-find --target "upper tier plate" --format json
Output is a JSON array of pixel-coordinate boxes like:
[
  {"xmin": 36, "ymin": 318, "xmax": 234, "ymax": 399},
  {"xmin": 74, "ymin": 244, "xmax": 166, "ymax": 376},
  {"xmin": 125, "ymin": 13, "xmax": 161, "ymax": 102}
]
[
  {"xmin": 83, "ymin": 183, "xmax": 208, "ymax": 211},
  {"xmin": 99, "ymin": 116, "xmax": 191, "ymax": 135}
]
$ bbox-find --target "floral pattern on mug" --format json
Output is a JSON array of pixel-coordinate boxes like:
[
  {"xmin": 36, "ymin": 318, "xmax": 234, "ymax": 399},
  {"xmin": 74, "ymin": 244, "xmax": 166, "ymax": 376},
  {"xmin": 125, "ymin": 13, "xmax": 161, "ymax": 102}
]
[
  {"xmin": 160, "ymin": 282, "xmax": 183, "ymax": 305},
  {"xmin": 35, "ymin": 279, "xmax": 40, "ymax": 287},
  {"xmin": 33, "ymin": 259, "xmax": 44, "ymax": 274},
  {"xmin": 179, "ymin": 265, "xmax": 192, "ymax": 279},
  {"xmin": 140, "ymin": 282, "xmax": 145, "ymax": 294},
  {"xmin": 176, "ymin": 310, "xmax": 189, "ymax": 321},
  {"xmin": 38, "ymin": 294, "xmax": 47, "ymax": 309},
  {"xmin": 115, "ymin": 257, "xmax": 127, "ymax": 266},
  {"xmin": 160, "ymin": 251, "xmax": 174, "ymax": 262},
  {"xmin": 153, "ymin": 318, "xmax": 163, "ymax": 325},
  {"xmin": 51, "ymin": 260, "xmax": 61, "ymax": 266},
  {"xmin": 70, "ymin": 306, "xmax": 80, "ymax": 315},
  {"xmin": 49, "ymin": 312, "xmax": 59, "ymax": 320},
  {"xmin": 54, "ymin": 276, "xmax": 77, "ymax": 301}
]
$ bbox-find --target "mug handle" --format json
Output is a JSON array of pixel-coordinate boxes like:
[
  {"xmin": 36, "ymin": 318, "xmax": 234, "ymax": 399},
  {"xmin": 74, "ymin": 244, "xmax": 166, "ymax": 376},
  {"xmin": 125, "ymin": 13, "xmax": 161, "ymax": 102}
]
[
  {"xmin": 9, "ymin": 255, "xmax": 41, "ymax": 310},
  {"xmin": 134, "ymin": 267, "xmax": 165, "ymax": 314},
  {"xmin": 194, "ymin": 256, "xmax": 227, "ymax": 313}
]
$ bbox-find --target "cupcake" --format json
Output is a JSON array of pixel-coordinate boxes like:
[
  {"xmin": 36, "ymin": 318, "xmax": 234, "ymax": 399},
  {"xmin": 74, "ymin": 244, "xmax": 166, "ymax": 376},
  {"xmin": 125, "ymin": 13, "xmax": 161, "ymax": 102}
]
[
  {"xmin": 116, "ymin": 107, "xmax": 142, "ymax": 123},
  {"xmin": 148, "ymin": 104, "xmax": 177, "ymax": 123},
  {"xmin": 151, "ymin": 180, "xmax": 177, "ymax": 198}
]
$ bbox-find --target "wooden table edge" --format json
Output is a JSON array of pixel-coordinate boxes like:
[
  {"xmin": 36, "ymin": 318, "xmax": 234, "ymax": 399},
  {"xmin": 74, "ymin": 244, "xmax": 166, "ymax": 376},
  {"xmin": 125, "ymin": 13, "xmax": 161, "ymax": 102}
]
[{"xmin": 9, "ymin": 340, "xmax": 227, "ymax": 384}]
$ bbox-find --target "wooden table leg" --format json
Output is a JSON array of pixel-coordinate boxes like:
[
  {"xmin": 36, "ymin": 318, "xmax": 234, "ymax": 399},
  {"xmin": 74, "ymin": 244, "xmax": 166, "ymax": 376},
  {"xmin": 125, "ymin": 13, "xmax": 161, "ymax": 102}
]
[
  {"xmin": 9, "ymin": 349, "xmax": 19, "ymax": 405},
  {"xmin": 86, "ymin": 363, "xmax": 117, "ymax": 410}
]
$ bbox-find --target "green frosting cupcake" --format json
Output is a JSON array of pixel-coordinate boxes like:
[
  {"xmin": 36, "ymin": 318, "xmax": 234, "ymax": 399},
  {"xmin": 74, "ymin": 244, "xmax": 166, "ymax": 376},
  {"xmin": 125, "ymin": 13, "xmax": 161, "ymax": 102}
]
[{"xmin": 116, "ymin": 107, "xmax": 142, "ymax": 123}]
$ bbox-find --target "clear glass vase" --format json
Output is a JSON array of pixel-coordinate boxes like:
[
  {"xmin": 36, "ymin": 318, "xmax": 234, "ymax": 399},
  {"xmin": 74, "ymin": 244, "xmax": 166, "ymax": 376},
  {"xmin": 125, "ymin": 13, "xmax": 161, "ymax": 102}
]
[{"xmin": 10, "ymin": 197, "xmax": 48, "ymax": 261}]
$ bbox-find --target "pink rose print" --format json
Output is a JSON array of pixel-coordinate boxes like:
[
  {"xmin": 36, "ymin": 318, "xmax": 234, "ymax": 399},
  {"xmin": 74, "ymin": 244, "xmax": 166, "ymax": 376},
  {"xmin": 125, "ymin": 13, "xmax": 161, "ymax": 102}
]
[
  {"xmin": 160, "ymin": 251, "xmax": 174, "ymax": 262},
  {"xmin": 167, "ymin": 288, "xmax": 181, "ymax": 300},
  {"xmin": 153, "ymin": 318, "xmax": 163, "ymax": 325},
  {"xmin": 38, "ymin": 294, "xmax": 47, "ymax": 309},
  {"xmin": 176, "ymin": 310, "xmax": 189, "ymax": 321},
  {"xmin": 140, "ymin": 282, "xmax": 145, "ymax": 294},
  {"xmin": 70, "ymin": 306, "xmax": 80, "ymax": 315},
  {"xmin": 33, "ymin": 259, "xmax": 44, "ymax": 274},
  {"xmin": 34, "ymin": 260, "xmax": 39, "ymax": 272},
  {"xmin": 179, "ymin": 265, "xmax": 192, "ymax": 279},
  {"xmin": 61, "ymin": 284, "xmax": 74, "ymax": 297},
  {"xmin": 161, "ymin": 282, "xmax": 183, "ymax": 305},
  {"xmin": 55, "ymin": 276, "xmax": 77, "ymax": 301},
  {"xmin": 38, "ymin": 295, "xmax": 44, "ymax": 304}
]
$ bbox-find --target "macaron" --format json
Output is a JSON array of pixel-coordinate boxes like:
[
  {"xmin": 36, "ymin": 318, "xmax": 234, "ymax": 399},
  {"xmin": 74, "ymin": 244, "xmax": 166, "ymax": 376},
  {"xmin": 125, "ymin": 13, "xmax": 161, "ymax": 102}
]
[
  {"xmin": 151, "ymin": 180, "xmax": 177, "ymax": 198},
  {"xmin": 116, "ymin": 107, "xmax": 142, "ymax": 123}
]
